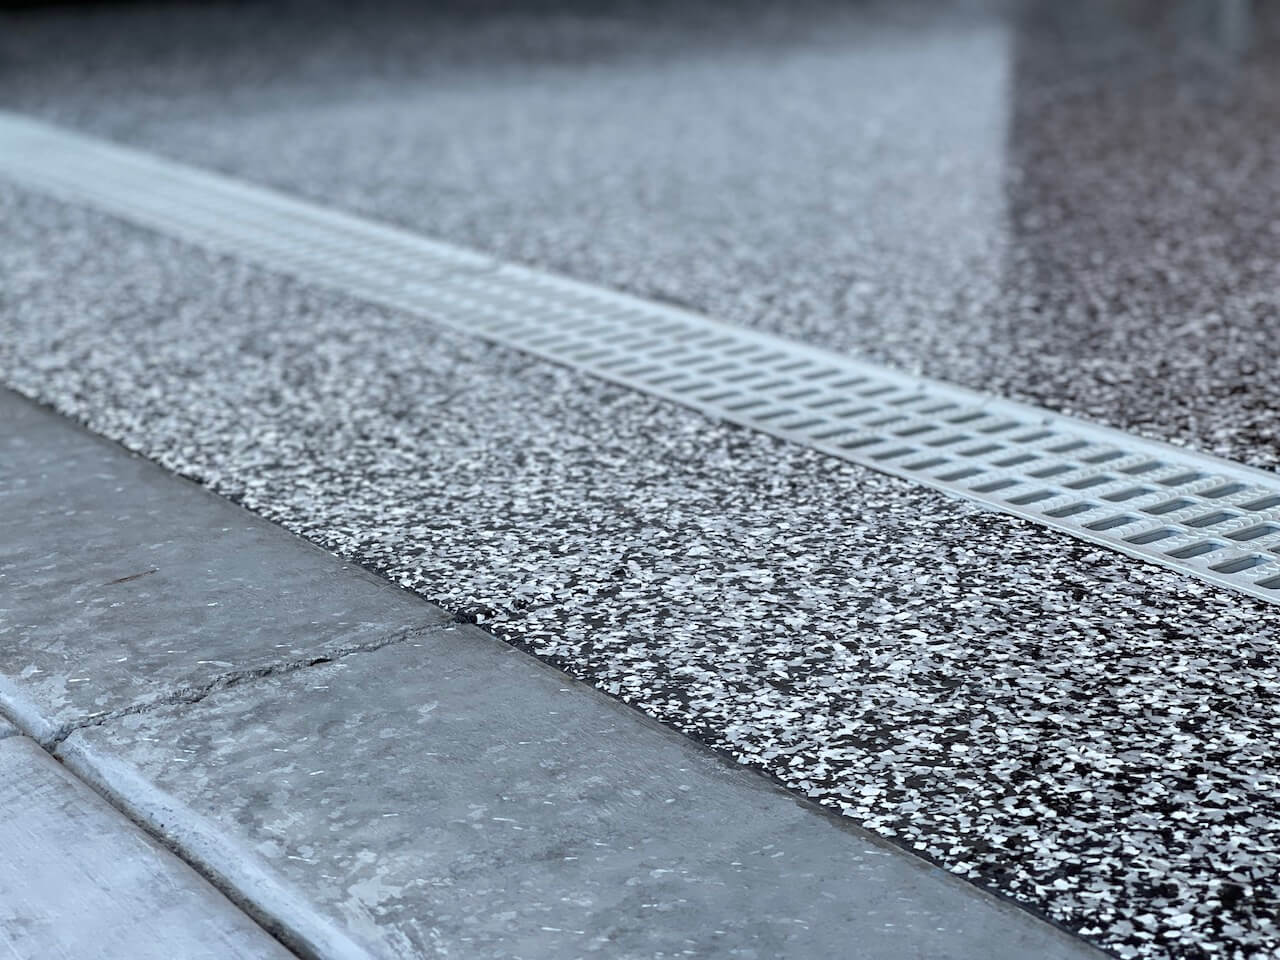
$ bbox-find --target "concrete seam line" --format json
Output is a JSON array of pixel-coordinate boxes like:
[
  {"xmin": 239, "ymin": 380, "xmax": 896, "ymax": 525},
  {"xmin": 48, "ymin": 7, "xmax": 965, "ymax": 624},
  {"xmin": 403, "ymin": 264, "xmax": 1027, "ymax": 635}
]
[
  {"xmin": 2, "ymin": 109, "xmax": 1279, "ymax": 605},
  {"xmin": 40, "ymin": 622, "xmax": 456, "ymax": 749}
]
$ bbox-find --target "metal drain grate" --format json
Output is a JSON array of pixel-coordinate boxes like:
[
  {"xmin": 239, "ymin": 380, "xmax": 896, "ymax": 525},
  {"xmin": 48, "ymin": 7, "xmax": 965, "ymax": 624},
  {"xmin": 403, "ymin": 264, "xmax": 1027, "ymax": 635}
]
[{"xmin": 4, "ymin": 110, "xmax": 1280, "ymax": 604}]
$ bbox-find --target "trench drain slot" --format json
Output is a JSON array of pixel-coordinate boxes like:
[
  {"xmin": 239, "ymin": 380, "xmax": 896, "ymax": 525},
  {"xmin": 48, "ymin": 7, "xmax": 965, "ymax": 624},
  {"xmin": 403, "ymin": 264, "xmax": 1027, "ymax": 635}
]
[{"xmin": 5, "ymin": 110, "xmax": 1280, "ymax": 606}]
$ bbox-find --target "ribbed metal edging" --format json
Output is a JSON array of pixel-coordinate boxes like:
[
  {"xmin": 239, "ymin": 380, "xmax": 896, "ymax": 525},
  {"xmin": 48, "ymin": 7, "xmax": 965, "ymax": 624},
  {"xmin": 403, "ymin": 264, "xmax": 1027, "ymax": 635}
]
[{"xmin": 3, "ymin": 110, "xmax": 1280, "ymax": 603}]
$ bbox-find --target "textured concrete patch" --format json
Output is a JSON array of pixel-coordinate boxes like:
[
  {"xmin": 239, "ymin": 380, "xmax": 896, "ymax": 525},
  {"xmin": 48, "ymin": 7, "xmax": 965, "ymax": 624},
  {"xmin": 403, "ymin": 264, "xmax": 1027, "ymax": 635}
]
[
  {"xmin": 0, "ymin": 735, "xmax": 292, "ymax": 960},
  {"xmin": 62, "ymin": 634, "xmax": 1104, "ymax": 960},
  {"xmin": 0, "ymin": 391, "xmax": 450, "ymax": 743}
]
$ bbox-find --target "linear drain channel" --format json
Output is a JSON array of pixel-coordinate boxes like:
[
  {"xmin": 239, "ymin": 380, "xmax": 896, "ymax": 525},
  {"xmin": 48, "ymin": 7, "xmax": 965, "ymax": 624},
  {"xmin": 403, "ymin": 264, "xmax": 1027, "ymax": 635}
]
[{"xmin": 4, "ymin": 110, "xmax": 1280, "ymax": 604}]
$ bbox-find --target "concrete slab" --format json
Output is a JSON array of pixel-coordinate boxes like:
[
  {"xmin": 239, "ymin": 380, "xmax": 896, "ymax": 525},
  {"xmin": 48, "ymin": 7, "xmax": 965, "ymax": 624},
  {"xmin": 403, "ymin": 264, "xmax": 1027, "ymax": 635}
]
[
  {"xmin": 0, "ymin": 735, "xmax": 292, "ymax": 960},
  {"xmin": 0, "ymin": 390, "xmax": 450, "ymax": 742},
  {"xmin": 63, "ymin": 631, "xmax": 1105, "ymax": 960}
]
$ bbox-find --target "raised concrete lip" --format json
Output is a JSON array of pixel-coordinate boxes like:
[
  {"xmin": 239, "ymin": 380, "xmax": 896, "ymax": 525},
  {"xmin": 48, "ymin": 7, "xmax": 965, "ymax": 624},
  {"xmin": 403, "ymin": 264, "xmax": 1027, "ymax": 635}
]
[
  {"xmin": 0, "ymin": 735, "xmax": 296, "ymax": 960},
  {"xmin": 55, "ymin": 738, "xmax": 375, "ymax": 960}
]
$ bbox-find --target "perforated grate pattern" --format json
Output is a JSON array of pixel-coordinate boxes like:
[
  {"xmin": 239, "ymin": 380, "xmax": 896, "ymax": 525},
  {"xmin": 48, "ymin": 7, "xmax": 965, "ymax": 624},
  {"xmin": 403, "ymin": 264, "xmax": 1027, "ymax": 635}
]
[{"xmin": 4, "ymin": 111, "xmax": 1280, "ymax": 603}]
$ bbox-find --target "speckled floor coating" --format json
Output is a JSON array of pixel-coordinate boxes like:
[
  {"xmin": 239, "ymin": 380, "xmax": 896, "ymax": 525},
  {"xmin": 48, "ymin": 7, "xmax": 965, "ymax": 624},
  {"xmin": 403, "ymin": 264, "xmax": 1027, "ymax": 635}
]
[
  {"xmin": 4, "ymin": 184, "xmax": 1280, "ymax": 959},
  {"xmin": 2, "ymin": 0, "xmax": 1279, "ymax": 469},
  {"xmin": 6, "ymin": 0, "xmax": 1280, "ymax": 955}
]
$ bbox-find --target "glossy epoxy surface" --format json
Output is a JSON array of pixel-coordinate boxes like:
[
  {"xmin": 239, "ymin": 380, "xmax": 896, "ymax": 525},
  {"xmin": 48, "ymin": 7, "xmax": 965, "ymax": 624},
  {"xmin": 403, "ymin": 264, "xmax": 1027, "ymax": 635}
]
[{"xmin": 4, "ymin": 0, "xmax": 1278, "ymax": 466}]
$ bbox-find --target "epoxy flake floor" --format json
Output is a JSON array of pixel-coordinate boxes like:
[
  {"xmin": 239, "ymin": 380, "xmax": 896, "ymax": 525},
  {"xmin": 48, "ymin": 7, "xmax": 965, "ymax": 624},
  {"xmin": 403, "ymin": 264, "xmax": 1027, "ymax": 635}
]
[
  {"xmin": 5, "ymin": 1, "xmax": 1280, "ymax": 468},
  {"xmin": 3, "ymin": 184, "xmax": 1280, "ymax": 959}
]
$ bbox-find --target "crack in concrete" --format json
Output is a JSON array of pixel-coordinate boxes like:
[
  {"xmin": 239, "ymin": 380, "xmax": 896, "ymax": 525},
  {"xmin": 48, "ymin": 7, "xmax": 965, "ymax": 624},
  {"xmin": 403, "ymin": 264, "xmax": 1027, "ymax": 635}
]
[{"xmin": 45, "ymin": 621, "xmax": 451, "ymax": 749}]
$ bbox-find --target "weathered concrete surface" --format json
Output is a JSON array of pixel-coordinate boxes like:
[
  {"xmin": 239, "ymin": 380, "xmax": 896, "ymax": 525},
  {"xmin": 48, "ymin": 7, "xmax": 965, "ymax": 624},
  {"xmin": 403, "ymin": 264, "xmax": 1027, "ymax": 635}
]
[
  {"xmin": 0, "ymin": 390, "xmax": 449, "ymax": 742},
  {"xmin": 0, "ymin": 735, "xmax": 293, "ymax": 960},
  {"xmin": 64, "ymin": 633, "xmax": 1106, "ymax": 960}
]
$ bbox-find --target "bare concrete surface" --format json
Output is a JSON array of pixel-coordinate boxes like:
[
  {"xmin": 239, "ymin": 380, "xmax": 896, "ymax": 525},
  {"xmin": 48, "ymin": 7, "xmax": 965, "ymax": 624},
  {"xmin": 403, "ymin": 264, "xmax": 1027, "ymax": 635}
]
[
  {"xmin": 0, "ymin": 390, "xmax": 449, "ymax": 743},
  {"xmin": 0, "ymin": 735, "xmax": 292, "ymax": 960},
  {"xmin": 61, "ymin": 633, "xmax": 1105, "ymax": 960}
]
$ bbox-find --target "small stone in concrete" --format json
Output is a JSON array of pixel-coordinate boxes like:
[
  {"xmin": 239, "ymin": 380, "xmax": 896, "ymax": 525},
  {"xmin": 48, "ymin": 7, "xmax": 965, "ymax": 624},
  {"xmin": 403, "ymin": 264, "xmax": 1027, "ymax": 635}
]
[{"xmin": 0, "ymin": 736, "xmax": 293, "ymax": 960}]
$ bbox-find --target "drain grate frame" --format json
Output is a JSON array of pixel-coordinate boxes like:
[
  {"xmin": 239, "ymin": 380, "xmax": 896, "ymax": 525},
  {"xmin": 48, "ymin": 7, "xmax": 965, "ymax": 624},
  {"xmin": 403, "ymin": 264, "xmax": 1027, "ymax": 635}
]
[{"xmin": 3, "ymin": 110, "xmax": 1280, "ymax": 604}]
